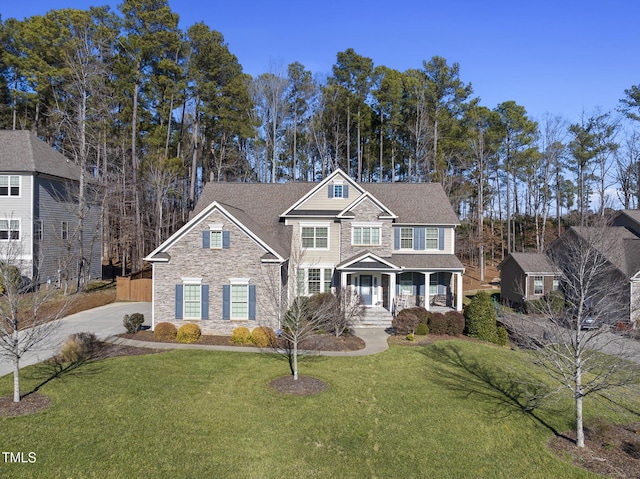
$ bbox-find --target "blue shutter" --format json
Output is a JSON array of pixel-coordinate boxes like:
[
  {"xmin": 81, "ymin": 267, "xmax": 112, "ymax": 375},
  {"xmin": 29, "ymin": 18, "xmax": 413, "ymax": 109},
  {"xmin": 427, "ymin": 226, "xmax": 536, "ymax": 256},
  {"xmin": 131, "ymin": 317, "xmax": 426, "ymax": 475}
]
[
  {"xmin": 202, "ymin": 230, "xmax": 210, "ymax": 248},
  {"xmin": 394, "ymin": 228, "xmax": 400, "ymax": 249},
  {"xmin": 439, "ymin": 228, "xmax": 445, "ymax": 251},
  {"xmin": 343, "ymin": 185, "xmax": 349, "ymax": 198},
  {"xmin": 414, "ymin": 228, "xmax": 425, "ymax": 250},
  {"xmin": 222, "ymin": 285, "xmax": 230, "ymax": 320},
  {"xmin": 222, "ymin": 230, "xmax": 230, "ymax": 249},
  {"xmin": 249, "ymin": 285, "xmax": 256, "ymax": 320},
  {"xmin": 417, "ymin": 227, "xmax": 425, "ymax": 250},
  {"xmin": 201, "ymin": 285, "xmax": 209, "ymax": 320},
  {"xmin": 175, "ymin": 284, "xmax": 183, "ymax": 319},
  {"xmin": 327, "ymin": 185, "xmax": 334, "ymax": 198}
]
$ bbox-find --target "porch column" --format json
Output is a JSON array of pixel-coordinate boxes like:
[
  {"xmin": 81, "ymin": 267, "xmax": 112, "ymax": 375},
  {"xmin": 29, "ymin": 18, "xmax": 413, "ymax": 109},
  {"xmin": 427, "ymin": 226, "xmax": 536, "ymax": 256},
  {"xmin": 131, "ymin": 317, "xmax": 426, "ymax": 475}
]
[
  {"xmin": 456, "ymin": 272, "xmax": 463, "ymax": 311},
  {"xmin": 389, "ymin": 273, "xmax": 396, "ymax": 314},
  {"xmin": 424, "ymin": 272, "xmax": 431, "ymax": 311},
  {"xmin": 341, "ymin": 271, "xmax": 348, "ymax": 293}
]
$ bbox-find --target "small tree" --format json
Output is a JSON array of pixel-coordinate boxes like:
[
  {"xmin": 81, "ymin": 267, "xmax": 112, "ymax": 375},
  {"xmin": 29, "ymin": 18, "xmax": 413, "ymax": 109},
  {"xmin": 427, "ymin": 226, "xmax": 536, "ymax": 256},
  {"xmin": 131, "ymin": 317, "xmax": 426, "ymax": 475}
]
[
  {"xmin": 514, "ymin": 225, "xmax": 640, "ymax": 448},
  {"xmin": 464, "ymin": 291, "xmax": 498, "ymax": 342},
  {"xmin": 313, "ymin": 288, "xmax": 364, "ymax": 337},
  {"xmin": 0, "ymin": 240, "xmax": 74, "ymax": 402}
]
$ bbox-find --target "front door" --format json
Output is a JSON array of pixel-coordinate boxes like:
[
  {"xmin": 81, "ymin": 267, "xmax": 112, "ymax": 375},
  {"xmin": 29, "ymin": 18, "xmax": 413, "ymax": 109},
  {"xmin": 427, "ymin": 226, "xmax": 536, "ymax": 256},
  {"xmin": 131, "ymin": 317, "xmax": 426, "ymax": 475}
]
[{"xmin": 360, "ymin": 275, "xmax": 373, "ymax": 305}]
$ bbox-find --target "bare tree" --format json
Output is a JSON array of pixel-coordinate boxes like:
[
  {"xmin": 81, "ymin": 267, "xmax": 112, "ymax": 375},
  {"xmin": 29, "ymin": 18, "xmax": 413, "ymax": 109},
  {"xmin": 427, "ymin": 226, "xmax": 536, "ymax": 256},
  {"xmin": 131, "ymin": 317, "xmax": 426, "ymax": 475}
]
[
  {"xmin": 513, "ymin": 225, "xmax": 640, "ymax": 448},
  {"xmin": 0, "ymin": 238, "xmax": 74, "ymax": 402},
  {"xmin": 323, "ymin": 287, "xmax": 364, "ymax": 337}
]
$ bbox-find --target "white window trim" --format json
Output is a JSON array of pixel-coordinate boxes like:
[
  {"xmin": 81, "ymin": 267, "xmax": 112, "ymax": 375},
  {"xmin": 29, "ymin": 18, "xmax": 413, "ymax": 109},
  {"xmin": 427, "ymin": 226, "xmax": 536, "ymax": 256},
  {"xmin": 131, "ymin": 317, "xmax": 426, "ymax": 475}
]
[
  {"xmin": 300, "ymin": 224, "xmax": 330, "ymax": 250},
  {"xmin": 399, "ymin": 227, "xmax": 413, "ymax": 250},
  {"xmin": 230, "ymin": 281, "xmax": 250, "ymax": 320},
  {"xmin": 533, "ymin": 275, "xmax": 544, "ymax": 295},
  {"xmin": 425, "ymin": 227, "xmax": 439, "ymax": 250},
  {"xmin": 0, "ymin": 218, "xmax": 20, "ymax": 241},
  {"xmin": 352, "ymin": 225, "xmax": 382, "ymax": 246},
  {"xmin": 297, "ymin": 266, "xmax": 333, "ymax": 296},
  {"xmin": 0, "ymin": 175, "xmax": 21, "ymax": 198}
]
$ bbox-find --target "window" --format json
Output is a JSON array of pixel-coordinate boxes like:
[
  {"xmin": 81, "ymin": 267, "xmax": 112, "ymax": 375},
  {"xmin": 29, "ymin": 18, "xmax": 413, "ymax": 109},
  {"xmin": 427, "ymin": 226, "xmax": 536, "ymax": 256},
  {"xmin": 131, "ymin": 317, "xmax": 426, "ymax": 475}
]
[
  {"xmin": 553, "ymin": 276, "xmax": 560, "ymax": 291},
  {"xmin": 0, "ymin": 175, "xmax": 20, "ymax": 197},
  {"xmin": 210, "ymin": 230, "xmax": 222, "ymax": 249},
  {"xmin": 429, "ymin": 274, "xmax": 438, "ymax": 295},
  {"xmin": 297, "ymin": 268, "xmax": 333, "ymax": 296},
  {"xmin": 301, "ymin": 226, "xmax": 328, "ymax": 249},
  {"xmin": 34, "ymin": 220, "xmax": 43, "ymax": 241},
  {"xmin": 328, "ymin": 183, "xmax": 348, "ymax": 198},
  {"xmin": 333, "ymin": 184, "xmax": 343, "ymax": 198},
  {"xmin": 399, "ymin": 272, "xmax": 413, "ymax": 295},
  {"xmin": 400, "ymin": 227, "xmax": 413, "ymax": 249},
  {"xmin": 534, "ymin": 276, "xmax": 544, "ymax": 295},
  {"xmin": 61, "ymin": 221, "xmax": 69, "ymax": 240},
  {"xmin": 184, "ymin": 284, "xmax": 202, "ymax": 319},
  {"xmin": 0, "ymin": 219, "xmax": 19, "ymax": 240},
  {"xmin": 231, "ymin": 284, "xmax": 249, "ymax": 319},
  {"xmin": 425, "ymin": 227, "xmax": 438, "ymax": 249},
  {"xmin": 353, "ymin": 226, "xmax": 381, "ymax": 246}
]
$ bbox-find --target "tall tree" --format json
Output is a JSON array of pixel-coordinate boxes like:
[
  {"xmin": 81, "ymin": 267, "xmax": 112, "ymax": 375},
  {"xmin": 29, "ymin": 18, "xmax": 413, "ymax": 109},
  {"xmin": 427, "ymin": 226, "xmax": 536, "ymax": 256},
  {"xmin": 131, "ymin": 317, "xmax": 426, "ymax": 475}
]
[
  {"xmin": 372, "ymin": 66, "xmax": 403, "ymax": 181},
  {"xmin": 568, "ymin": 114, "xmax": 598, "ymax": 226},
  {"xmin": 286, "ymin": 62, "xmax": 315, "ymax": 181}
]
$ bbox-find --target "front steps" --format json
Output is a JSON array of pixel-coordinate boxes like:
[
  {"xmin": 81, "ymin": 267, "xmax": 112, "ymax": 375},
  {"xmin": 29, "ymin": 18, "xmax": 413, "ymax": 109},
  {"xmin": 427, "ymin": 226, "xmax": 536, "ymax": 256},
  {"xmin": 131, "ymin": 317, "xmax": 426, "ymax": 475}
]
[{"xmin": 358, "ymin": 307, "xmax": 393, "ymax": 328}]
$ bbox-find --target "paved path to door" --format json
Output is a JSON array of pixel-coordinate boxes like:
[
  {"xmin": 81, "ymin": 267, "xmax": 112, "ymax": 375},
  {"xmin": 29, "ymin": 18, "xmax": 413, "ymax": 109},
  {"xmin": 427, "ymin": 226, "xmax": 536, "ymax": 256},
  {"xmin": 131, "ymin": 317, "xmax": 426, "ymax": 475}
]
[{"xmin": 0, "ymin": 302, "xmax": 391, "ymax": 378}]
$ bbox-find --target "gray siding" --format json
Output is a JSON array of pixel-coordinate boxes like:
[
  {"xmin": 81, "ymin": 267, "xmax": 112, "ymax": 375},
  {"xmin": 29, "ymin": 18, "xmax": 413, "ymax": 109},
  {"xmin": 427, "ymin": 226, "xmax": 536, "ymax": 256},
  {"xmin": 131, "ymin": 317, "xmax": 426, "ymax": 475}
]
[{"xmin": 0, "ymin": 173, "xmax": 34, "ymax": 276}]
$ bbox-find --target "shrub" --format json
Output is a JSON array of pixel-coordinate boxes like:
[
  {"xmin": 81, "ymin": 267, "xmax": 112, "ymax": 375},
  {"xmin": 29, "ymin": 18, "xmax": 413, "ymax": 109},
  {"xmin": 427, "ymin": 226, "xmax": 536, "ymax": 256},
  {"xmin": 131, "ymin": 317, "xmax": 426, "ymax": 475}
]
[
  {"xmin": 123, "ymin": 313, "xmax": 145, "ymax": 333},
  {"xmin": 0, "ymin": 263, "xmax": 21, "ymax": 294},
  {"xmin": 406, "ymin": 333, "xmax": 414, "ymax": 341},
  {"xmin": 416, "ymin": 322, "xmax": 429, "ymax": 336},
  {"xmin": 495, "ymin": 326, "xmax": 508, "ymax": 346},
  {"xmin": 177, "ymin": 323, "xmax": 201, "ymax": 343},
  {"xmin": 251, "ymin": 326, "xmax": 276, "ymax": 347},
  {"xmin": 524, "ymin": 299, "xmax": 546, "ymax": 314},
  {"xmin": 60, "ymin": 332, "xmax": 99, "ymax": 363},
  {"xmin": 427, "ymin": 313, "xmax": 448, "ymax": 335},
  {"xmin": 392, "ymin": 310, "xmax": 419, "ymax": 335},
  {"xmin": 445, "ymin": 311, "xmax": 465, "ymax": 336},
  {"xmin": 154, "ymin": 322, "xmax": 177, "ymax": 341},
  {"xmin": 464, "ymin": 291, "xmax": 498, "ymax": 342},
  {"xmin": 231, "ymin": 326, "xmax": 252, "ymax": 345}
]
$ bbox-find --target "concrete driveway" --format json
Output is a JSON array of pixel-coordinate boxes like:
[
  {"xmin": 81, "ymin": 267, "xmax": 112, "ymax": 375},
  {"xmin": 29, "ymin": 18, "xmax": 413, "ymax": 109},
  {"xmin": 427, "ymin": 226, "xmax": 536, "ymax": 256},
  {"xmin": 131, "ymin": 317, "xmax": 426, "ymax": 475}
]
[{"xmin": 0, "ymin": 302, "xmax": 151, "ymax": 378}]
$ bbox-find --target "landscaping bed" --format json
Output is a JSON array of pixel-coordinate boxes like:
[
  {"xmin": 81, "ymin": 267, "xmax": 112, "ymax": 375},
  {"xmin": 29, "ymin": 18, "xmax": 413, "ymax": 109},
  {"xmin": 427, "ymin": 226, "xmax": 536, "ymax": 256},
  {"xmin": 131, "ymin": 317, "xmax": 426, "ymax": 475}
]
[{"xmin": 120, "ymin": 330, "xmax": 366, "ymax": 351}]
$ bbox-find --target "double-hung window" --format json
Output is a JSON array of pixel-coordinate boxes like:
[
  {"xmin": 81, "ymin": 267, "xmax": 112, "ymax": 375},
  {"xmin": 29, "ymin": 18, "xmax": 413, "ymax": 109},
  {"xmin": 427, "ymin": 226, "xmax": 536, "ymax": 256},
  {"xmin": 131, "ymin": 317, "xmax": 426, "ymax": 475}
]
[
  {"xmin": 210, "ymin": 230, "xmax": 222, "ymax": 249},
  {"xmin": 425, "ymin": 227, "xmax": 438, "ymax": 249},
  {"xmin": 231, "ymin": 284, "xmax": 249, "ymax": 319},
  {"xmin": 0, "ymin": 176, "xmax": 20, "ymax": 197},
  {"xmin": 34, "ymin": 220, "xmax": 43, "ymax": 241},
  {"xmin": 184, "ymin": 284, "xmax": 202, "ymax": 319},
  {"xmin": 0, "ymin": 219, "xmax": 19, "ymax": 240},
  {"xmin": 353, "ymin": 226, "xmax": 381, "ymax": 246},
  {"xmin": 533, "ymin": 276, "xmax": 544, "ymax": 295},
  {"xmin": 61, "ymin": 221, "xmax": 69, "ymax": 240},
  {"xmin": 400, "ymin": 227, "xmax": 413, "ymax": 249},
  {"xmin": 297, "ymin": 267, "xmax": 333, "ymax": 296},
  {"xmin": 301, "ymin": 226, "xmax": 328, "ymax": 249}
]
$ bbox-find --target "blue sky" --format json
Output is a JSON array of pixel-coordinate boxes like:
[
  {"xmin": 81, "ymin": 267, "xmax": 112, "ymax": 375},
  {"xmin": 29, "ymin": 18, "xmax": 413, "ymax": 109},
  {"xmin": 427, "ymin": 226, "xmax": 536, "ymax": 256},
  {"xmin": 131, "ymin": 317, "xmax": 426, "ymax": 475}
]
[{"xmin": 3, "ymin": 0, "xmax": 639, "ymax": 124}]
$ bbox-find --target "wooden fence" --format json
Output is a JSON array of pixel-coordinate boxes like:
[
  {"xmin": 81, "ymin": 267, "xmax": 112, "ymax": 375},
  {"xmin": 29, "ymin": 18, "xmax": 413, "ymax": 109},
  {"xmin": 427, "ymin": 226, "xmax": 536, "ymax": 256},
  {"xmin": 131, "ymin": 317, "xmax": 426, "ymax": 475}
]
[{"xmin": 116, "ymin": 276, "xmax": 152, "ymax": 302}]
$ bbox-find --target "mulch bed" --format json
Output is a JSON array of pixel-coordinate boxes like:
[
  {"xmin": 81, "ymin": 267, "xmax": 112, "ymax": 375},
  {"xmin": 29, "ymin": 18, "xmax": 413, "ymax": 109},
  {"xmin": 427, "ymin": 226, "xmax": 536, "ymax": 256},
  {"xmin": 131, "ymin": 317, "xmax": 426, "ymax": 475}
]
[
  {"xmin": 269, "ymin": 375, "xmax": 329, "ymax": 396},
  {"xmin": 0, "ymin": 393, "xmax": 52, "ymax": 417},
  {"xmin": 548, "ymin": 423, "xmax": 640, "ymax": 478},
  {"xmin": 120, "ymin": 330, "xmax": 366, "ymax": 352}
]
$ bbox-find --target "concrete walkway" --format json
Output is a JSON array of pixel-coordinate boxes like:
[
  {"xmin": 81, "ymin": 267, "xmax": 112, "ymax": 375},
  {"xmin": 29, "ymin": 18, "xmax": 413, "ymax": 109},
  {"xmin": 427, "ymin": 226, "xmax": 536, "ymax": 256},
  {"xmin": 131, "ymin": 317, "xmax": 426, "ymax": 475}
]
[{"xmin": 0, "ymin": 301, "xmax": 390, "ymax": 378}]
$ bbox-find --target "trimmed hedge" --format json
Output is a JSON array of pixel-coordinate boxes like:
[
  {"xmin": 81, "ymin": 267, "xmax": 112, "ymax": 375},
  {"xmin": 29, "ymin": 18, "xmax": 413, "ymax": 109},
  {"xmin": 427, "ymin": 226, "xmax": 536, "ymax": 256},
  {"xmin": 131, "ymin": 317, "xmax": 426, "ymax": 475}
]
[
  {"xmin": 392, "ymin": 310, "xmax": 419, "ymax": 335},
  {"xmin": 154, "ymin": 322, "xmax": 177, "ymax": 341},
  {"xmin": 231, "ymin": 326, "xmax": 252, "ymax": 345},
  {"xmin": 177, "ymin": 323, "xmax": 202, "ymax": 343},
  {"xmin": 394, "ymin": 307, "xmax": 466, "ymax": 337},
  {"xmin": 251, "ymin": 326, "xmax": 276, "ymax": 347}
]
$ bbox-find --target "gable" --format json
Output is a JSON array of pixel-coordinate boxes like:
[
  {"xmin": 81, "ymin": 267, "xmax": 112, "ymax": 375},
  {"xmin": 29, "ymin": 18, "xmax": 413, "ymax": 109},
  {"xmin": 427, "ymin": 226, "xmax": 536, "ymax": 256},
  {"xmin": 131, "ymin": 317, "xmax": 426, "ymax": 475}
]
[
  {"xmin": 281, "ymin": 170, "xmax": 365, "ymax": 215},
  {"xmin": 338, "ymin": 192, "xmax": 395, "ymax": 220}
]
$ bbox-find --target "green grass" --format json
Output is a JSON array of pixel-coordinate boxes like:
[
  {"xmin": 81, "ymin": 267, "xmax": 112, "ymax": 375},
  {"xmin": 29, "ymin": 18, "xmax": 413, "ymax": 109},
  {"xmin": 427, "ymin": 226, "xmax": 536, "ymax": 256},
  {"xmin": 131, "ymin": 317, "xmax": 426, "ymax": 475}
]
[{"xmin": 1, "ymin": 340, "xmax": 637, "ymax": 478}]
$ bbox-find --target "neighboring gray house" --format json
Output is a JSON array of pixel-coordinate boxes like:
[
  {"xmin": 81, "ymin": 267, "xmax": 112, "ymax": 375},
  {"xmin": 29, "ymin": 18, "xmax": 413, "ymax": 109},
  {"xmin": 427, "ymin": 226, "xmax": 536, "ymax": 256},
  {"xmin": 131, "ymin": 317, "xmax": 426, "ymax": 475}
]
[
  {"xmin": 498, "ymin": 253, "xmax": 559, "ymax": 305},
  {"xmin": 500, "ymin": 220, "xmax": 640, "ymax": 327},
  {"xmin": 145, "ymin": 169, "xmax": 465, "ymax": 333},
  {"xmin": 0, "ymin": 130, "xmax": 102, "ymax": 285}
]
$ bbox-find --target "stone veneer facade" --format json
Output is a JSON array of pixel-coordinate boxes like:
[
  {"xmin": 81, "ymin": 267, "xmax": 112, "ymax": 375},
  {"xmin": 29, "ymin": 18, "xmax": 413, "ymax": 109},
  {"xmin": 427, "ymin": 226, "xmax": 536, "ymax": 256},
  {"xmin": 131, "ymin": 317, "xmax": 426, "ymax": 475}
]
[{"xmin": 152, "ymin": 208, "xmax": 281, "ymax": 334}]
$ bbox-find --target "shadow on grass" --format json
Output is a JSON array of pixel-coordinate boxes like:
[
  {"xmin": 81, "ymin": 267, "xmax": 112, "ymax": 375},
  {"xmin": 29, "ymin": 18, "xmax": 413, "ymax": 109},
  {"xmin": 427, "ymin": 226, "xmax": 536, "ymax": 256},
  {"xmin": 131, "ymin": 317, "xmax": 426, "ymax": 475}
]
[
  {"xmin": 421, "ymin": 342, "xmax": 571, "ymax": 440},
  {"xmin": 21, "ymin": 353, "xmax": 106, "ymax": 399}
]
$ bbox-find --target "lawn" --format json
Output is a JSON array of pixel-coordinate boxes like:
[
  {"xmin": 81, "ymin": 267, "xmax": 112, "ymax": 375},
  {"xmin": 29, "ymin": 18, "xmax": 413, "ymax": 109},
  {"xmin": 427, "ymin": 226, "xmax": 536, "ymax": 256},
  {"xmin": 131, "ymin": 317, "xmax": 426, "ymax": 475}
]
[{"xmin": 0, "ymin": 340, "xmax": 637, "ymax": 478}]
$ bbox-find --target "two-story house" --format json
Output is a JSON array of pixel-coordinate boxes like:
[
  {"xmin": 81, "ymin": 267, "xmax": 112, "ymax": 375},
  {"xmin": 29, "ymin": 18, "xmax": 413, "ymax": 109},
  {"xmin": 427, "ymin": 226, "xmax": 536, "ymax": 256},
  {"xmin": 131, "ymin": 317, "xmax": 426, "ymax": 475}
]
[
  {"xmin": 145, "ymin": 169, "xmax": 464, "ymax": 332},
  {"xmin": 0, "ymin": 130, "xmax": 102, "ymax": 285}
]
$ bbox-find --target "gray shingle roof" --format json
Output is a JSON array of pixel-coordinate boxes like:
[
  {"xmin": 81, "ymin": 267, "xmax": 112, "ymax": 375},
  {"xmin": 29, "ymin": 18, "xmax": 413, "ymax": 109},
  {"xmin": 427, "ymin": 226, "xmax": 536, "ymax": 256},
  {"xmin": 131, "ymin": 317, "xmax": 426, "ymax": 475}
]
[
  {"xmin": 569, "ymin": 226, "xmax": 640, "ymax": 278},
  {"xmin": 0, "ymin": 130, "xmax": 81, "ymax": 181},
  {"xmin": 191, "ymin": 179, "xmax": 460, "ymax": 259},
  {"xmin": 503, "ymin": 253, "xmax": 558, "ymax": 275}
]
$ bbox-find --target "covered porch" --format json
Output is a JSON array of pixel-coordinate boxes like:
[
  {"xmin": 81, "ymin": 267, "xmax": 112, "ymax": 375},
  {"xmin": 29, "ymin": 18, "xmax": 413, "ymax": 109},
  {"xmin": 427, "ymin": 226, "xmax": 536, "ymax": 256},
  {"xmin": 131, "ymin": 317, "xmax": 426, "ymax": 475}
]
[{"xmin": 335, "ymin": 252, "xmax": 464, "ymax": 315}]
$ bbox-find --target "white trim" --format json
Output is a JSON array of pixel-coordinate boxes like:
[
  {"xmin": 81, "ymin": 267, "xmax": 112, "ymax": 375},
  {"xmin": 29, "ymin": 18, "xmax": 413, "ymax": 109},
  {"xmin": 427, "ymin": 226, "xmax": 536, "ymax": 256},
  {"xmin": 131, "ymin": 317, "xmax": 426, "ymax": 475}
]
[
  {"xmin": 0, "ymin": 174, "xmax": 22, "ymax": 198},
  {"xmin": 181, "ymin": 277, "xmax": 202, "ymax": 284},
  {"xmin": 144, "ymin": 201, "xmax": 284, "ymax": 263},
  {"xmin": 300, "ymin": 221, "xmax": 331, "ymax": 227},
  {"xmin": 300, "ymin": 224, "xmax": 330, "ymax": 250},
  {"xmin": 351, "ymin": 225, "xmax": 382, "ymax": 246},
  {"xmin": 229, "ymin": 277, "xmax": 250, "ymax": 285},
  {"xmin": 335, "ymin": 191, "xmax": 397, "ymax": 219},
  {"xmin": 352, "ymin": 221, "xmax": 383, "ymax": 227},
  {"xmin": 208, "ymin": 223, "xmax": 223, "ymax": 230}
]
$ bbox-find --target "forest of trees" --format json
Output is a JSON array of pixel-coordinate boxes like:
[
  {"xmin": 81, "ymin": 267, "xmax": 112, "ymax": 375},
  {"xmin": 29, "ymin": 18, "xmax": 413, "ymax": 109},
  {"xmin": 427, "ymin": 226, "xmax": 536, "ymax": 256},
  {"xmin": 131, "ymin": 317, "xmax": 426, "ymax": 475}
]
[{"xmin": 1, "ymin": 0, "xmax": 639, "ymax": 277}]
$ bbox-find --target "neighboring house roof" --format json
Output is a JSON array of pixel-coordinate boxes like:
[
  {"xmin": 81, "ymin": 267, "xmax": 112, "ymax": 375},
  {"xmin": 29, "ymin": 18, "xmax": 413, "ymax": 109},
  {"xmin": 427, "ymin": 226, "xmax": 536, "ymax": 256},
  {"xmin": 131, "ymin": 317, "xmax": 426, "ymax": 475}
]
[
  {"xmin": 0, "ymin": 130, "xmax": 81, "ymax": 181},
  {"xmin": 613, "ymin": 210, "xmax": 640, "ymax": 237},
  {"xmin": 568, "ymin": 226, "xmax": 640, "ymax": 279},
  {"xmin": 189, "ymin": 178, "xmax": 459, "ymax": 260},
  {"xmin": 499, "ymin": 252, "xmax": 557, "ymax": 275}
]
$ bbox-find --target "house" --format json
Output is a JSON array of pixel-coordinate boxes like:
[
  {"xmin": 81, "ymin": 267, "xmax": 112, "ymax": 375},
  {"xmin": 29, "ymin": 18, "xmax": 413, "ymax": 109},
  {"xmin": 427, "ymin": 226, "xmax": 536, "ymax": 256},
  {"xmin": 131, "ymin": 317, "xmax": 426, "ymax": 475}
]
[
  {"xmin": 498, "ymin": 253, "xmax": 559, "ymax": 306},
  {"xmin": 144, "ymin": 169, "xmax": 464, "ymax": 332},
  {"xmin": 500, "ymin": 218, "xmax": 640, "ymax": 327},
  {"xmin": 0, "ymin": 130, "xmax": 102, "ymax": 285}
]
